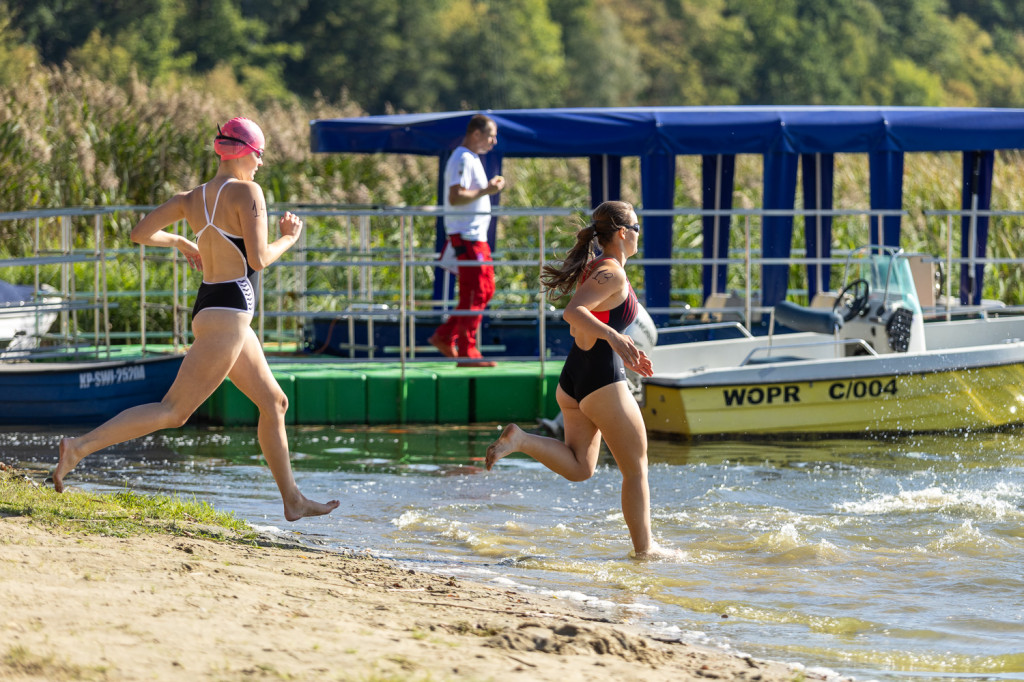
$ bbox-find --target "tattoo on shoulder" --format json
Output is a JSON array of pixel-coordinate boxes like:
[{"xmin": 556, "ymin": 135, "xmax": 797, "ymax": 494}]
[
  {"xmin": 252, "ymin": 200, "xmax": 264, "ymax": 218},
  {"xmin": 591, "ymin": 268, "xmax": 614, "ymax": 285}
]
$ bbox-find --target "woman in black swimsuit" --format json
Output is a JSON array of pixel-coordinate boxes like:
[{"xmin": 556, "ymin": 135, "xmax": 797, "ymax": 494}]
[
  {"xmin": 486, "ymin": 201, "xmax": 656, "ymax": 556},
  {"xmin": 53, "ymin": 117, "xmax": 339, "ymax": 521}
]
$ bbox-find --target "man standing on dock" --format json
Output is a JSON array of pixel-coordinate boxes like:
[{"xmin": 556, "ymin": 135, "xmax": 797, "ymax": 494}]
[{"xmin": 429, "ymin": 114, "xmax": 505, "ymax": 368}]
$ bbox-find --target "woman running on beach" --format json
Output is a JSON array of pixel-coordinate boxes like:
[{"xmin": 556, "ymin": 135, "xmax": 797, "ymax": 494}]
[
  {"xmin": 53, "ymin": 117, "xmax": 339, "ymax": 521},
  {"xmin": 486, "ymin": 200, "xmax": 655, "ymax": 556}
]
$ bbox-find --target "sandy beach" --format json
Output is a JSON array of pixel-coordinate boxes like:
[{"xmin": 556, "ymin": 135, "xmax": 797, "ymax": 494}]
[{"xmin": 0, "ymin": 506, "xmax": 833, "ymax": 682}]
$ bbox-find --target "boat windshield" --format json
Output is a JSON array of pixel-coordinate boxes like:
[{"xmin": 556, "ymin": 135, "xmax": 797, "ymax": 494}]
[{"xmin": 856, "ymin": 254, "xmax": 923, "ymax": 317}]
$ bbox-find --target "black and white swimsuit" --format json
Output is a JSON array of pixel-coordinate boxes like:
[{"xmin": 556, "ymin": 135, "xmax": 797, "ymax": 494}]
[
  {"xmin": 557, "ymin": 257, "xmax": 639, "ymax": 402},
  {"xmin": 191, "ymin": 180, "xmax": 259, "ymax": 318}
]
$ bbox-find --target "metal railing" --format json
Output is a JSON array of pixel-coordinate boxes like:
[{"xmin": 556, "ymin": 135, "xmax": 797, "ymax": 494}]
[{"xmin": 2, "ymin": 204, "xmax": 1023, "ymax": 364}]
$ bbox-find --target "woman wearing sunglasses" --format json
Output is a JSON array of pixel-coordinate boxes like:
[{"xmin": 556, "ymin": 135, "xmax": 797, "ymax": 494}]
[
  {"xmin": 486, "ymin": 200, "xmax": 657, "ymax": 557},
  {"xmin": 53, "ymin": 117, "xmax": 339, "ymax": 521}
]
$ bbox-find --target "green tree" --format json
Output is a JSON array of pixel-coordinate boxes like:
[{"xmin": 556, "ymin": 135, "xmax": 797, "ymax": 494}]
[
  {"xmin": 942, "ymin": 15, "xmax": 1024, "ymax": 107},
  {"xmin": 872, "ymin": 0, "xmax": 956, "ymax": 71},
  {"xmin": 12, "ymin": 0, "xmax": 189, "ymax": 83},
  {"xmin": 608, "ymin": 0, "xmax": 755, "ymax": 106},
  {"xmin": 173, "ymin": 0, "xmax": 297, "ymax": 105},
  {"xmin": 10, "ymin": 0, "xmax": 1024, "ymax": 116},
  {"xmin": 435, "ymin": 0, "xmax": 567, "ymax": 110},
  {"xmin": 947, "ymin": 0, "xmax": 1024, "ymax": 58},
  {"xmin": 729, "ymin": 0, "xmax": 887, "ymax": 105},
  {"xmin": 877, "ymin": 57, "xmax": 946, "ymax": 105},
  {"xmin": 365, "ymin": 1, "xmax": 450, "ymax": 113},
  {"xmin": 238, "ymin": 0, "xmax": 308, "ymax": 33},
  {"xmin": 0, "ymin": 2, "xmax": 39, "ymax": 88},
  {"xmin": 682, "ymin": 0, "xmax": 757, "ymax": 104},
  {"xmin": 280, "ymin": 0, "xmax": 447, "ymax": 113},
  {"xmin": 548, "ymin": 0, "xmax": 647, "ymax": 106},
  {"xmin": 7, "ymin": 0, "xmax": 104, "ymax": 65},
  {"xmin": 617, "ymin": 0, "xmax": 710, "ymax": 104},
  {"xmin": 175, "ymin": 0, "xmax": 260, "ymax": 73}
]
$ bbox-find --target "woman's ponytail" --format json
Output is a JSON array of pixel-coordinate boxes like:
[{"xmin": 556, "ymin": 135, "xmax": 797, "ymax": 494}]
[
  {"xmin": 540, "ymin": 224, "xmax": 596, "ymax": 299},
  {"xmin": 539, "ymin": 201, "xmax": 634, "ymax": 302}
]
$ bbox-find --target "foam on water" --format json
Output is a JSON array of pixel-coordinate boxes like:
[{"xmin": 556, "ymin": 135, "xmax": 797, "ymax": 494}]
[{"xmin": 837, "ymin": 483, "xmax": 1024, "ymax": 519}]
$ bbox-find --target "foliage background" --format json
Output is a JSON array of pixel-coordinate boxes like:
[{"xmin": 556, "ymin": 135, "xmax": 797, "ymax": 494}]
[
  {"xmin": 3, "ymin": 0, "xmax": 1024, "ymax": 334},
  {"xmin": 10, "ymin": 0, "xmax": 1024, "ymax": 114}
]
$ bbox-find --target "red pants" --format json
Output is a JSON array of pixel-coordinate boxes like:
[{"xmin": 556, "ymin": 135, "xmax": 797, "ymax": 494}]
[{"xmin": 434, "ymin": 235, "xmax": 495, "ymax": 357}]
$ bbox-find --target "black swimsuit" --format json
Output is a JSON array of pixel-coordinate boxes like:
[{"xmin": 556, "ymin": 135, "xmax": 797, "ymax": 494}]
[
  {"xmin": 558, "ymin": 257, "xmax": 639, "ymax": 402},
  {"xmin": 191, "ymin": 180, "xmax": 259, "ymax": 318}
]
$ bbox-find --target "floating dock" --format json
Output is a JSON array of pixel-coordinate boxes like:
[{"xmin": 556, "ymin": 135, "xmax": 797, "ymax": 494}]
[{"xmin": 194, "ymin": 359, "xmax": 561, "ymax": 427}]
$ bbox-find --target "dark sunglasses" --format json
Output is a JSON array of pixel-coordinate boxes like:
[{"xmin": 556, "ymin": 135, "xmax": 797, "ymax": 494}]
[
  {"xmin": 216, "ymin": 126, "xmax": 263, "ymax": 158},
  {"xmin": 626, "ymin": 223, "xmax": 640, "ymax": 233}
]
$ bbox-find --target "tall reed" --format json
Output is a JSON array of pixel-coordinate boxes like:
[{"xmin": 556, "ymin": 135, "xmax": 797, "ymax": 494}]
[{"xmin": 3, "ymin": 64, "xmax": 1024, "ymax": 343}]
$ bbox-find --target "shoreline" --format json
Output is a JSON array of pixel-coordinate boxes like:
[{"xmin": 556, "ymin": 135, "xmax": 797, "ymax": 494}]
[{"xmin": 0, "ymin": 482, "xmax": 837, "ymax": 682}]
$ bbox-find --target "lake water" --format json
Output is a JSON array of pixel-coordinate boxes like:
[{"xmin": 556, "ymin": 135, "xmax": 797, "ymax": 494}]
[{"xmin": 3, "ymin": 424, "xmax": 1024, "ymax": 682}]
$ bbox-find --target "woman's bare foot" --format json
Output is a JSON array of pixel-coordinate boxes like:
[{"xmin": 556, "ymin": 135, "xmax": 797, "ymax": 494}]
[
  {"xmin": 53, "ymin": 437, "xmax": 83, "ymax": 493},
  {"xmin": 283, "ymin": 495, "xmax": 340, "ymax": 522},
  {"xmin": 485, "ymin": 423, "xmax": 523, "ymax": 471},
  {"xmin": 631, "ymin": 542, "xmax": 686, "ymax": 561}
]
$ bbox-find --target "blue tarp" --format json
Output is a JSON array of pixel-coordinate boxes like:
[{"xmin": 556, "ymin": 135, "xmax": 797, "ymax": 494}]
[
  {"xmin": 0, "ymin": 280, "xmax": 33, "ymax": 306},
  {"xmin": 311, "ymin": 106, "xmax": 1024, "ymax": 313},
  {"xmin": 312, "ymin": 106, "xmax": 1024, "ymax": 156}
]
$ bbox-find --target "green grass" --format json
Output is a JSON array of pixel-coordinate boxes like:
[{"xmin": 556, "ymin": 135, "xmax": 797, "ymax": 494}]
[
  {"xmin": 0, "ymin": 467, "xmax": 257, "ymax": 541},
  {"xmin": 2, "ymin": 645, "xmax": 109, "ymax": 681}
]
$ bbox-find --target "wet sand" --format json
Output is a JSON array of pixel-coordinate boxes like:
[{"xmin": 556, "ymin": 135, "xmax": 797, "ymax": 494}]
[{"xmin": 0, "ymin": 515, "xmax": 834, "ymax": 681}]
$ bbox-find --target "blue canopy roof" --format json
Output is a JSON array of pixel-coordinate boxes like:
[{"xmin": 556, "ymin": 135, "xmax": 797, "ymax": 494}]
[
  {"xmin": 311, "ymin": 106, "xmax": 1024, "ymax": 156},
  {"xmin": 310, "ymin": 106, "xmax": 1024, "ymax": 314}
]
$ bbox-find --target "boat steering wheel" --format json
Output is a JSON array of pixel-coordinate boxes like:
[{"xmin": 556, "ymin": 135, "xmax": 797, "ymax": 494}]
[{"xmin": 833, "ymin": 279, "xmax": 870, "ymax": 321}]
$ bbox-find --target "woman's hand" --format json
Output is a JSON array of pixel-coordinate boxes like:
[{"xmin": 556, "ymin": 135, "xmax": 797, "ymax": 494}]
[
  {"xmin": 630, "ymin": 349, "xmax": 653, "ymax": 377},
  {"xmin": 178, "ymin": 237, "xmax": 202, "ymax": 271},
  {"xmin": 608, "ymin": 331, "xmax": 654, "ymax": 377},
  {"xmin": 279, "ymin": 211, "xmax": 304, "ymax": 241}
]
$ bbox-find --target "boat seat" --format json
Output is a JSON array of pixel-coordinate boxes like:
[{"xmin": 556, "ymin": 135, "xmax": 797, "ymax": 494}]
[
  {"xmin": 773, "ymin": 300, "xmax": 843, "ymax": 335},
  {"xmin": 810, "ymin": 291, "xmax": 839, "ymax": 309}
]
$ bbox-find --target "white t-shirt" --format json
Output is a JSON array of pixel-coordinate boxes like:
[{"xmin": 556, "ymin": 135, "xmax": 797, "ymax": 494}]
[{"xmin": 443, "ymin": 145, "xmax": 490, "ymax": 242}]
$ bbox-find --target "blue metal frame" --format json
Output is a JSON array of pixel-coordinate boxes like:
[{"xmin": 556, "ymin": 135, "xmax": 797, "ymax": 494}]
[{"xmin": 312, "ymin": 106, "xmax": 1024, "ymax": 311}]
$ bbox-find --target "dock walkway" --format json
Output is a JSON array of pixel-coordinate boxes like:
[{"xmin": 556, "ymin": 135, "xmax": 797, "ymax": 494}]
[{"xmin": 197, "ymin": 357, "xmax": 561, "ymax": 427}]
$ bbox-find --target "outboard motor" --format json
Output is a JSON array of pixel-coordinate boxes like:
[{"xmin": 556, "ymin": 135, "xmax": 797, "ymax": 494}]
[{"xmin": 885, "ymin": 308, "xmax": 914, "ymax": 352}]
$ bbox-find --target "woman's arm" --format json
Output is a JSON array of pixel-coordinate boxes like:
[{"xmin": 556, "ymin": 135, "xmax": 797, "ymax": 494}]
[
  {"xmin": 234, "ymin": 182, "xmax": 302, "ymax": 271},
  {"xmin": 130, "ymin": 193, "xmax": 201, "ymax": 269}
]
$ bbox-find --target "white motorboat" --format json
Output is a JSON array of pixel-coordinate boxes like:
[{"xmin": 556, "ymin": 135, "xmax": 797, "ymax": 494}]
[{"xmin": 639, "ymin": 248, "xmax": 1024, "ymax": 438}]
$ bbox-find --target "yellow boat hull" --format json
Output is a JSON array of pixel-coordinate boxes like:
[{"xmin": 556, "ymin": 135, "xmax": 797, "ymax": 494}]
[{"xmin": 642, "ymin": 363, "xmax": 1024, "ymax": 438}]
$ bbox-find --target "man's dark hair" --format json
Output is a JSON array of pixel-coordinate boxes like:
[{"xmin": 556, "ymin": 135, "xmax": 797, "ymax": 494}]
[{"xmin": 466, "ymin": 114, "xmax": 495, "ymax": 135}]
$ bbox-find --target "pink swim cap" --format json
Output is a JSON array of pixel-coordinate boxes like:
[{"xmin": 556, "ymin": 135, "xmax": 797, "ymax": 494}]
[{"xmin": 214, "ymin": 117, "xmax": 265, "ymax": 160}]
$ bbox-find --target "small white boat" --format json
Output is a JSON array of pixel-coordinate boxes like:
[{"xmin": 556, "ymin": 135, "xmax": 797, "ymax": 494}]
[
  {"xmin": 0, "ymin": 280, "xmax": 60, "ymax": 354},
  {"xmin": 639, "ymin": 248, "xmax": 1024, "ymax": 438}
]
